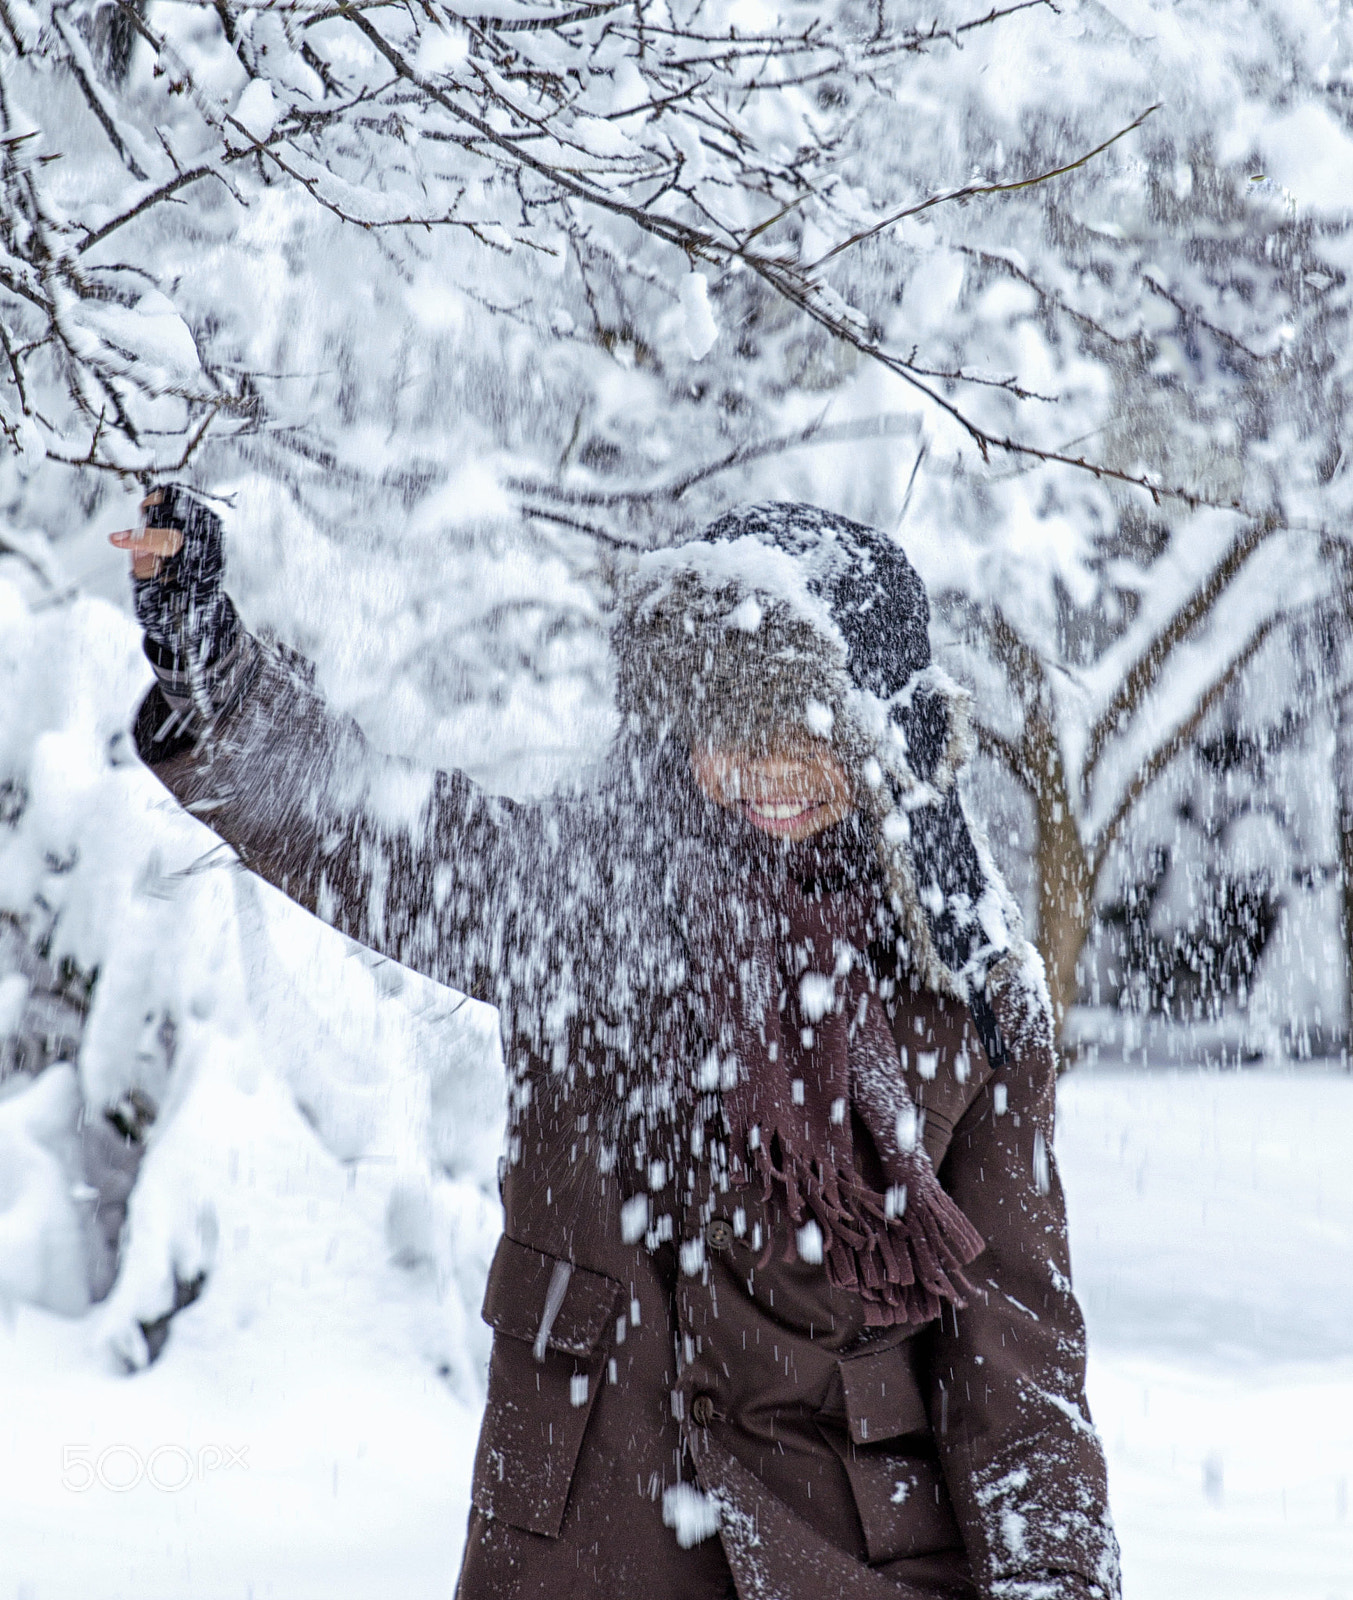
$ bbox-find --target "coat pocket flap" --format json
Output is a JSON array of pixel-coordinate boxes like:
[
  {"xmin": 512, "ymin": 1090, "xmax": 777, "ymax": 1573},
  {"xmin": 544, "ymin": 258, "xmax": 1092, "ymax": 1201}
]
[
  {"xmin": 481, "ymin": 1234, "xmax": 620, "ymax": 1356},
  {"xmin": 838, "ymin": 1343, "xmax": 929, "ymax": 1445}
]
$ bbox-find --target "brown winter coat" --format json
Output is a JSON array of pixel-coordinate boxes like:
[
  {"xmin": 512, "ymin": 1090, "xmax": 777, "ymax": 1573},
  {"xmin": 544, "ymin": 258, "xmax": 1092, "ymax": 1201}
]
[{"xmin": 133, "ymin": 640, "xmax": 1118, "ymax": 1600}]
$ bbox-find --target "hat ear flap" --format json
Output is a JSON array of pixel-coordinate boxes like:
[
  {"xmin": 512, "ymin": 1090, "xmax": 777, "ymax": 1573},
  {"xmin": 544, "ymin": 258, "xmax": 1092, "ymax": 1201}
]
[
  {"xmin": 892, "ymin": 674, "xmax": 973, "ymax": 792},
  {"xmin": 867, "ymin": 670, "xmax": 1002, "ymax": 998}
]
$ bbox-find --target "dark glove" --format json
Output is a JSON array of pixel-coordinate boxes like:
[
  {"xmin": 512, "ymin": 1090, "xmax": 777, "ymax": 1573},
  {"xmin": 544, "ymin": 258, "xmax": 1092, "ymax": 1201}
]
[{"xmin": 132, "ymin": 484, "xmax": 238, "ymax": 675}]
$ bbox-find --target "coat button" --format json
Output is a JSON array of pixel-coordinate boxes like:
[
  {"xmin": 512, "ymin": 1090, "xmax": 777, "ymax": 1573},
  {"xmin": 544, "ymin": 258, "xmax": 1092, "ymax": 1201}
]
[
  {"xmin": 705, "ymin": 1218, "xmax": 734, "ymax": 1251},
  {"xmin": 691, "ymin": 1394, "xmax": 715, "ymax": 1427}
]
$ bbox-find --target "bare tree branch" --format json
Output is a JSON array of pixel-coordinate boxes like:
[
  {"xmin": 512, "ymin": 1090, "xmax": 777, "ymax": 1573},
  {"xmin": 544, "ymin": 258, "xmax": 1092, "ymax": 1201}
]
[
  {"xmin": 44, "ymin": 402, "xmax": 223, "ymax": 480},
  {"xmin": 808, "ymin": 103, "xmax": 1160, "ymax": 270},
  {"xmin": 332, "ymin": 8, "xmax": 1219, "ymax": 509},
  {"xmin": 741, "ymin": 253, "xmax": 1243, "ymax": 509},
  {"xmin": 974, "ymin": 719, "xmax": 1032, "ymax": 789},
  {"xmin": 952, "ymin": 243, "xmax": 1143, "ymax": 352},
  {"xmin": 1080, "ymin": 513, "xmax": 1283, "ymax": 790},
  {"xmin": 520, "ymin": 503, "xmax": 645, "ymax": 547},
  {"xmin": 509, "ymin": 411, "xmax": 923, "ymax": 508},
  {"xmin": 0, "ymin": 0, "xmax": 1304, "ymax": 534},
  {"xmin": 76, "ymin": 166, "xmax": 231, "ymax": 255},
  {"xmin": 1142, "ymin": 273, "xmax": 1283, "ymax": 366},
  {"xmin": 50, "ymin": 12, "xmax": 148, "ymax": 181},
  {"xmin": 1090, "ymin": 613, "xmax": 1283, "ymax": 873},
  {"xmin": 978, "ymin": 602, "xmax": 1051, "ymax": 707}
]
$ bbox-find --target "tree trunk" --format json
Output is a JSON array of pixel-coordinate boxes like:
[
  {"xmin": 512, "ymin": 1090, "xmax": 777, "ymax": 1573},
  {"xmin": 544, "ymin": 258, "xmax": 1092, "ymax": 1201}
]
[
  {"xmin": 1028, "ymin": 727, "xmax": 1095, "ymax": 1052},
  {"xmin": 1335, "ymin": 679, "xmax": 1353, "ymax": 1059}
]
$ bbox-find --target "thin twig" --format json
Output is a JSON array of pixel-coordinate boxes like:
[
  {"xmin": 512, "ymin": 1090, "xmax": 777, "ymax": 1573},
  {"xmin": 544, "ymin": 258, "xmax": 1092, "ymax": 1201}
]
[
  {"xmin": 898, "ymin": 440, "xmax": 928, "ymax": 523},
  {"xmin": 76, "ymin": 167, "xmax": 229, "ymax": 254},
  {"xmin": 1142, "ymin": 274, "xmax": 1281, "ymax": 366},
  {"xmin": 509, "ymin": 412, "xmax": 923, "ymax": 507},
  {"xmin": 519, "ymin": 503, "xmax": 647, "ymax": 547},
  {"xmin": 808, "ymin": 104, "xmax": 1160, "ymax": 270}
]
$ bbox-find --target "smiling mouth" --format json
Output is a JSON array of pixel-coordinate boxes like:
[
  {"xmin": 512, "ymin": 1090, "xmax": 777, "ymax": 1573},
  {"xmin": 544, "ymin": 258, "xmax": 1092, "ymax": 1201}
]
[{"xmin": 743, "ymin": 799, "xmax": 824, "ymax": 832}]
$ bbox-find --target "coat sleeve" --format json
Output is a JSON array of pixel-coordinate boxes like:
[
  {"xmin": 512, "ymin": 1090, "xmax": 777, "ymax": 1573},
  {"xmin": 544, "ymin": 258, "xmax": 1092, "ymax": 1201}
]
[
  {"xmin": 132, "ymin": 631, "xmax": 570, "ymax": 1011},
  {"xmin": 924, "ymin": 966, "xmax": 1122, "ymax": 1600}
]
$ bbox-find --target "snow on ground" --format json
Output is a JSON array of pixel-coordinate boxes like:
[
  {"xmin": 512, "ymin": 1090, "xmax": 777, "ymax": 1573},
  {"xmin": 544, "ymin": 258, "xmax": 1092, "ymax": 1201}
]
[
  {"xmin": 2, "ymin": 1067, "xmax": 1349, "ymax": 1600},
  {"xmin": 0, "ymin": 1129, "xmax": 481, "ymax": 1600},
  {"xmin": 1059, "ymin": 1069, "xmax": 1353, "ymax": 1600},
  {"xmin": 0, "ymin": 877, "xmax": 504, "ymax": 1600}
]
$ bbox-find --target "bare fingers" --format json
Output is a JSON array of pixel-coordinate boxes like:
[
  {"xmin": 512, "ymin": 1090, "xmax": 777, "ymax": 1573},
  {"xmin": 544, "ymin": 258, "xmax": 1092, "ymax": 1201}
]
[{"xmin": 109, "ymin": 498, "xmax": 184, "ymax": 578}]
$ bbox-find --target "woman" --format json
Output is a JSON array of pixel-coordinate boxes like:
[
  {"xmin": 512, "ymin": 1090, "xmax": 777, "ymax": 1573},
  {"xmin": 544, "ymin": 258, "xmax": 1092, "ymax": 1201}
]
[{"xmin": 113, "ymin": 492, "xmax": 1119, "ymax": 1600}]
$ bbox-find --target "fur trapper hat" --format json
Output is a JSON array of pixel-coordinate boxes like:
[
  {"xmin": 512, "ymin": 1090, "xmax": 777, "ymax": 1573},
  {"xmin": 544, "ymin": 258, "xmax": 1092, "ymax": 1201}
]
[{"xmin": 611, "ymin": 501, "xmax": 1026, "ymax": 1010}]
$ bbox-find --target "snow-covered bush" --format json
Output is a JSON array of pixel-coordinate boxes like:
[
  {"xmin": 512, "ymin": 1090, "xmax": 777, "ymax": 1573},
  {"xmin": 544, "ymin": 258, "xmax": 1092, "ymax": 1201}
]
[
  {"xmin": 0, "ymin": 576, "xmax": 504, "ymax": 1375},
  {"xmin": 0, "ymin": 1062, "xmax": 89, "ymax": 1313}
]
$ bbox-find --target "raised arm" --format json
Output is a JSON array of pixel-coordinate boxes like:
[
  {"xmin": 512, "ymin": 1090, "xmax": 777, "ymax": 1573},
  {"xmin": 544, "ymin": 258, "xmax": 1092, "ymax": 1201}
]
[
  {"xmin": 115, "ymin": 488, "xmax": 566, "ymax": 1011},
  {"xmin": 925, "ymin": 972, "xmax": 1120, "ymax": 1600}
]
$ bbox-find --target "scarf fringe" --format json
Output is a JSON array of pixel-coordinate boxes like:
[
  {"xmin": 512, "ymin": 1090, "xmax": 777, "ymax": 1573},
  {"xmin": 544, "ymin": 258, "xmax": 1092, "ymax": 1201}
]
[{"xmin": 753, "ymin": 1139, "xmax": 985, "ymax": 1328}]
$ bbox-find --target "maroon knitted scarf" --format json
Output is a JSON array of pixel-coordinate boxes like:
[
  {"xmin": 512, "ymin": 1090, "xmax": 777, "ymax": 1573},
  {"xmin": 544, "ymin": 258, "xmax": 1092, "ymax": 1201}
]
[{"xmin": 691, "ymin": 832, "xmax": 984, "ymax": 1327}]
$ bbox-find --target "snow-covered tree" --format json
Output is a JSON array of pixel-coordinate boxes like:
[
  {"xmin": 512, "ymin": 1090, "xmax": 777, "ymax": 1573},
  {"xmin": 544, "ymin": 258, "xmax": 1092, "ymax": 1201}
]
[{"xmin": 3, "ymin": 0, "xmax": 1353, "ymax": 1349}]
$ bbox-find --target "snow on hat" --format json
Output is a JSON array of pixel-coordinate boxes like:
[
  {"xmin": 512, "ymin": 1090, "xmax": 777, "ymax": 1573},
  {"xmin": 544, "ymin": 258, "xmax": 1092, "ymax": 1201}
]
[{"xmin": 612, "ymin": 501, "xmax": 1026, "ymax": 1008}]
